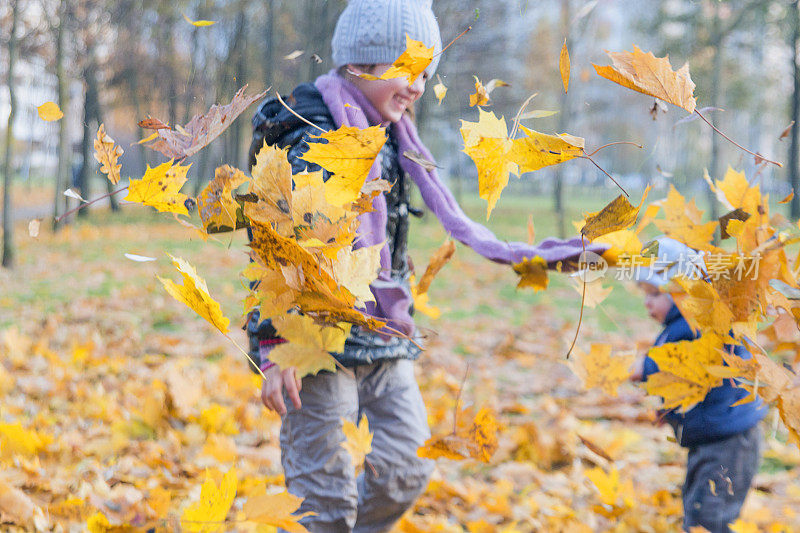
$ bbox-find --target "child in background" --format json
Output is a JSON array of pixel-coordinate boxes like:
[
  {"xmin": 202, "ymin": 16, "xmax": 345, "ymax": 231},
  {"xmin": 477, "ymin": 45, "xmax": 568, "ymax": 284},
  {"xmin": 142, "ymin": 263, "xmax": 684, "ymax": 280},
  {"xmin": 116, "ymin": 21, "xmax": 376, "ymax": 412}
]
[
  {"xmin": 247, "ymin": 1, "xmax": 603, "ymax": 530},
  {"xmin": 633, "ymin": 237, "xmax": 766, "ymax": 533}
]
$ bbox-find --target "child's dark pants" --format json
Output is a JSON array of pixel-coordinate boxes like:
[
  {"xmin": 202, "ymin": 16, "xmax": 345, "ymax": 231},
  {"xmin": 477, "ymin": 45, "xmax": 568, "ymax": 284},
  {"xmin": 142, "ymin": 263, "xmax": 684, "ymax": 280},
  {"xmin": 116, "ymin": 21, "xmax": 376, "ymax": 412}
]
[{"xmin": 682, "ymin": 424, "xmax": 761, "ymax": 533}]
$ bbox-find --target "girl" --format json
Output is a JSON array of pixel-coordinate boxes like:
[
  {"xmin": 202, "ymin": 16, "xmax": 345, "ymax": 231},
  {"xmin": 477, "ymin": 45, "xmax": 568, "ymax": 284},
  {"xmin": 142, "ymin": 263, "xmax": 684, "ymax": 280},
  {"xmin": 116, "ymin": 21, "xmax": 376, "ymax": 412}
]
[{"xmin": 248, "ymin": 1, "xmax": 602, "ymax": 530}]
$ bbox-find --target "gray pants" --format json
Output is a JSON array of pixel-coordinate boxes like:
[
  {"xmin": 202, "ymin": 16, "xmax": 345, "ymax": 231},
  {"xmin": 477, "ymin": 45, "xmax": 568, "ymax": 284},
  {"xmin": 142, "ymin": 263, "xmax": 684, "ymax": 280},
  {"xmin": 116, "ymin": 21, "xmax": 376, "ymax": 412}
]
[
  {"xmin": 279, "ymin": 359, "xmax": 433, "ymax": 533},
  {"xmin": 683, "ymin": 425, "xmax": 761, "ymax": 533}
]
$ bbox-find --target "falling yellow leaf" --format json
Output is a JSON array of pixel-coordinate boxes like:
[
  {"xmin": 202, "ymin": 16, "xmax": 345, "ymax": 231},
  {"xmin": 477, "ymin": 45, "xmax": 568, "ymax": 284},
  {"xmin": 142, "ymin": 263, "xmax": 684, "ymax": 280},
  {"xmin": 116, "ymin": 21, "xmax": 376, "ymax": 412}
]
[
  {"xmin": 301, "ymin": 125, "xmax": 387, "ymax": 207},
  {"xmin": 469, "ymin": 77, "xmax": 490, "ymax": 107},
  {"xmin": 37, "ymin": 101, "xmax": 63, "ymax": 121},
  {"xmin": 332, "ymin": 244, "xmax": 382, "ymax": 306},
  {"xmin": 560, "ymin": 39, "xmax": 570, "ymax": 93},
  {"xmin": 568, "ymin": 344, "xmax": 634, "ymax": 396},
  {"xmin": 183, "ymin": 13, "xmax": 216, "ymax": 26},
  {"xmin": 581, "ymin": 186, "xmax": 650, "ymax": 241},
  {"xmin": 780, "ymin": 190, "xmax": 794, "ymax": 204},
  {"xmin": 197, "ymin": 165, "xmax": 249, "ymax": 234},
  {"xmin": 180, "ymin": 468, "xmax": 237, "ymax": 533},
  {"xmin": 134, "ymin": 132, "xmax": 159, "ymax": 145},
  {"xmin": 434, "ymin": 74, "xmax": 447, "ymax": 104},
  {"xmin": 527, "ymin": 215, "xmax": 535, "ymax": 245},
  {"xmin": 125, "ymin": 160, "xmax": 190, "ymax": 215},
  {"xmin": 373, "ymin": 35, "xmax": 434, "ymax": 85},
  {"xmin": 510, "ymin": 126, "xmax": 584, "ymax": 174},
  {"xmin": 594, "ymin": 45, "xmax": 697, "ymax": 113},
  {"xmin": 269, "ymin": 314, "xmax": 351, "ymax": 377},
  {"xmin": 410, "ymin": 282, "xmax": 441, "ymax": 319},
  {"xmin": 460, "ymin": 109, "xmax": 518, "ymax": 218},
  {"xmin": 243, "ymin": 486, "xmax": 313, "ymax": 533},
  {"xmin": 418, "ymin": 407, "xmax": 498, "ymax": 462},
  {"xmin": 93, "ymin": 124, "xmax": 124, "ymax": 185},
  {"xmin": 653, "ymin": 186, "xmax": 717, "ymax": 251},
  {"xmin": 672, "ymin": 277, "xmax": 734, "ymax": 338},
  {"xmin": 341, "ymin": 415, "xmax": 373, "ymax": 468},
  {"xmin": 512, "ymin": 256, "xmax": 548, "ymax": 291},
  {"xmin": 158, "ymin": 255, "xmax": 230, "ymax": 334},
  {"xmin": 643, "ymin": 333, "xmax": 725, "ymax": 412}
]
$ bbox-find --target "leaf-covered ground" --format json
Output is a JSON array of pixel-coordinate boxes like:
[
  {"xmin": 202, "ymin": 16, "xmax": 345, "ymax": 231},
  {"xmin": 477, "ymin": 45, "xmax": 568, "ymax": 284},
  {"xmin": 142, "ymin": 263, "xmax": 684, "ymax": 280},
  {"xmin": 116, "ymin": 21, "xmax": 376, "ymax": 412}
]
[{"xmin": 1, "ymin": 195, "xmax": 798, "ymax": 531}]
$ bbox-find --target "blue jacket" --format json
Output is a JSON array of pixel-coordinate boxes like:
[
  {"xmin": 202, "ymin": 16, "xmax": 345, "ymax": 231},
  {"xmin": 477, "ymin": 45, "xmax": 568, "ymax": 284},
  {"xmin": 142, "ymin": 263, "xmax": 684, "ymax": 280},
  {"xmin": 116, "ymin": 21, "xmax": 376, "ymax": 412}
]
[{"xmin": 643, "ymin": 303, "xmax": 766, "ymax": 448}]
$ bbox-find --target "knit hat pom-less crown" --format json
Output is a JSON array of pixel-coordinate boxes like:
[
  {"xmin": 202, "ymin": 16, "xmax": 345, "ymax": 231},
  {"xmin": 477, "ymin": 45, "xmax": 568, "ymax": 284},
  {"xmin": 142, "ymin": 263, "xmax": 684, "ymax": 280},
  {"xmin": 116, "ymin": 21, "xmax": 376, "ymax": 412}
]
[{"xmin": 331, "ymin": 0, "xmax": 443, "ymax": 76}]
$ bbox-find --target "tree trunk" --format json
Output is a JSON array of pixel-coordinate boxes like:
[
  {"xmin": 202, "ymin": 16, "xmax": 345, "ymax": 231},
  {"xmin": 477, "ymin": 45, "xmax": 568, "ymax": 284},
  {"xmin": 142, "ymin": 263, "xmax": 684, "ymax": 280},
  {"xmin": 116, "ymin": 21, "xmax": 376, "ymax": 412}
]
[
  {"xmin": 552, "ymin": 0, "xmax": 570, "ymax": 239},
  {"xmin": 264, "ymin": 0, "xmax": 275, "ymax": 87},
  {"xmin": 77, "ymin": 57, "xmax": 98, "ymax": 219},
  {"xmin": 708, "ymin": 3, "xmax": 722, "ymax": 223},
  {"xmin": 790, "ymin": 0, "xmax": 800, "ymax": 219},
  {"xmin": 53, "ymin": 0, "xmax": 70, "ymax": 231},
  {"xmin": 2, "ymin": 0, "xmax": 20, "ymax": 267}
]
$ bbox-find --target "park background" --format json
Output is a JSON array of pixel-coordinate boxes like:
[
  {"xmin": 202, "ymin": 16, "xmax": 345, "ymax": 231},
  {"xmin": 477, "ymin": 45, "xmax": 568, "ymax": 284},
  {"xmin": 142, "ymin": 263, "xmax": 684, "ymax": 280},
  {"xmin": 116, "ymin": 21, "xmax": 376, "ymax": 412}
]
[{"xmin": 0, "ymin": 0, "xmax": 799, "ymax": 531}]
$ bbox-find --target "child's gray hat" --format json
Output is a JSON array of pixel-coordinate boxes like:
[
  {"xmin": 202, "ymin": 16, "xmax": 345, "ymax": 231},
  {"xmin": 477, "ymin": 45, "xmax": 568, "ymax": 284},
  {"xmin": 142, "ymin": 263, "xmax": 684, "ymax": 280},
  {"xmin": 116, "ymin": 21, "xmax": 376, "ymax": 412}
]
[
  {"xmin": 331, "ymin": 0, "xmax": 442, "ymax": 76},
  {"xmin": 633, "ymin": 237, "xmax": 707, "ymax": 287}
]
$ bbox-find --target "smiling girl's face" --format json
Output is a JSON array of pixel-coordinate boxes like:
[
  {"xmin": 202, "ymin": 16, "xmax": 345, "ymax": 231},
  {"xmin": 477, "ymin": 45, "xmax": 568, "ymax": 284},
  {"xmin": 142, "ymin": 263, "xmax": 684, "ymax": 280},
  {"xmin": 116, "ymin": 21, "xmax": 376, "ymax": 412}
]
[
  {"xmin": 639, "ymin": 282, "xmax": 673, "ymax": 324},
  {"xmin": 347, "ymin": 64, "xmax": 428, "ymax": 123}
]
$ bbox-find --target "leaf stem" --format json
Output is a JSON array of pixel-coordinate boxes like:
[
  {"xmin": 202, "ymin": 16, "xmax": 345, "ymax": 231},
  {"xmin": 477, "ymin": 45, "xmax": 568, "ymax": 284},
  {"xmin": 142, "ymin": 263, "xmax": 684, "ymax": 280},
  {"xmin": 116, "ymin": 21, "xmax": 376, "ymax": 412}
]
[
  {"xmin": 584, "ymin": 141, "xmax": 643, "ymax": 157},
  {"xmin": 509, "ymin": 92, "xmax": 539, "ymax": 140},
  {"xmin": 580, "ymin": 151, "xmax": 629, "ymax": 197},
  {"xmin": 55, "ymin": 185, "xmax": 130, "ymax": 222},
  {"xmin": 565, "ymin": 240, "xmax": 587, "ymax": 359},
  {"xmin": 695, "ymin": 109, "xmax": 782, "ymax": 168},
  {"xmin": 276, "ymin": 92, "xmax": 326, "ymax": 133},
  {"xmin": 224, "ymin": 333, "xmax": 267, "ymax": 381},
  {"xmin": 436, "ymin": 25, "xmax": 472, "ymax": 57}
]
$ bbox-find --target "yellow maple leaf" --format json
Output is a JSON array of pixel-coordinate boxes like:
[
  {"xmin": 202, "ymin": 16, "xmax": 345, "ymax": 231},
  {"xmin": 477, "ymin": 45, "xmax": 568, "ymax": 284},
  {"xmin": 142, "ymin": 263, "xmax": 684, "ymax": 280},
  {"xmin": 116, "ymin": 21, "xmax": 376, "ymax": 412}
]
[
  {"xmin": 341, "ymin": 414, "xmax": 373, "ymax": 468},
  {"xmin": 37, "ymin": 101, "xmax": 63, "ymax": 121},
  {"xmin": 332, "ymin": 244, "xmax": 382, "ymax": 306},
  {"xmin": 373, "ymin": 35, "xmax": 434, "ymax": 85},
  {"xmin": 672, "ymin": 277, "xmax": 734, "ymax": 338},
  {"xmin": 158, "ymin": 255, "xmax": 230, "ymax": 334},
  {"xmin": 643, "ymin": 333, "xmax": 725, "ymax": 412},
  {"xmin": 197, "ymin": 165, "xmax": 249, "ymax": 234},
  {"xmin": 560, "ymin": 39, "xmax": 570, "ymax": 93},
  {"xmin": 243, "ymin": 486, "xmax": 313, "ymax": 533},
  {"xmin": 93, "ymin": 124, "xmax": 124, "ymax": 185},
  {"xmin": 585, "ymin": 466, "xmax": 635, "ymax": 508},
  {"xmin": 269, "ymin": 315, "xmax": 351, "ymax": 377},
  {"xmin": 512, "ymin": 256, "xmax": 548, "ymax": 291},
  {"xmin": 581, "ymin": 186, "xmax": 651, "ymax": 241},
  {"xmin": 180, "ymin": 468, "xmax": 237, "ymax": 533},
  {"xmin": 301, "ymin": 125, "xmax": 387, "ymax": 207},
  {"xmin": 713, "ymin": 167, "xmax": 762, "ymax": 217},
  {"xmin": 245, "ymin": 144, "xmax": 294, "ymax": 234},
  {"xmin": 777, "ymin": 388, "xmax": 800, "ymax": 445},
  {"xmin": 594, "ymin": 45, "xmax": 697, "ymax": 113},
  {"xmin": 569, "ymin": 344, "xmax": 633, "ymax": 396},
  {"xmin": 418, "ymin": 407, "xmax": 498, "ymax": 462},
  {"xmin": 125, "ymin": 160, "xmax": 191, "ymax": 215},
  {"xmin": 460, "ymin": 109, "xmax": 518, "ymax": 218},
  {"xmin": 653, "ymin": 186, "xmax": 718, "ymax": 250},
  {"xmin": 510, "ymin": 126, "xmax": 584, "ymax": 175},
  {"xmin": 469, "ymin": 76, "xmax": 490, "ymax": 107},
  {"xmin": 729, "ymin": 519, "xmax": 759, "ymax": 533}
]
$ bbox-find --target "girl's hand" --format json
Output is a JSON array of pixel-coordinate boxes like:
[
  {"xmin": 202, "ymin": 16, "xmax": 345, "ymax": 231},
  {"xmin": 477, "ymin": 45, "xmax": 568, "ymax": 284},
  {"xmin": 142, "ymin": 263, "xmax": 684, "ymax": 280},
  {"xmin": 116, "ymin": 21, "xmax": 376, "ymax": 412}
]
[
  {"xmin": 260, "ymin": 365, "xmax": 302, "ymax": 416},
  {"xmin": 629, "ymin": 354, "xmax": 646, "ymax": 382}
]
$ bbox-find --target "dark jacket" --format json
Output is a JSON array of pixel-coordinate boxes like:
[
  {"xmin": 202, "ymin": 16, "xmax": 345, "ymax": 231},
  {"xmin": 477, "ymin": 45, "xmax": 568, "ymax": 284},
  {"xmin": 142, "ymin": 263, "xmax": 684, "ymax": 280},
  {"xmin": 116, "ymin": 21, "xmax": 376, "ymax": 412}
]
[
  {"xmin": 246, "ymin": 83, "xmax": 422, "ymax": 368},
  {"xmin": 643, "ymin": 303, "xmax": 767, "ymax": 448}
]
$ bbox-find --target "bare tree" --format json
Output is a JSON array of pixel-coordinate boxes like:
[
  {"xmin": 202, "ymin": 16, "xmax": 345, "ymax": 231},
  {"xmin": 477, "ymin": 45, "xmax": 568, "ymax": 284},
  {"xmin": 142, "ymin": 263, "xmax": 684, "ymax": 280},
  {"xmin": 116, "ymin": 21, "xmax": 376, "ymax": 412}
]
[{"xmin": 2, "ymin": 0, "xmax": 20, "ymax": 267}]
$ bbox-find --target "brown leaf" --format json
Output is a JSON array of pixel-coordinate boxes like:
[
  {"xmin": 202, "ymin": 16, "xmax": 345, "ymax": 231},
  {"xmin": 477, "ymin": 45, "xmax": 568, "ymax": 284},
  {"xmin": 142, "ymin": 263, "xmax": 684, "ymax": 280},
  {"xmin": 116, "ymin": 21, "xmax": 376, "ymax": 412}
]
[
  {"xmin": 779, "ymin": 121, "xmax": 795, "ymax": 141},
  {"xmin": 145, "ymin": 86, "xmax": 268, "ymax": 159},
  {"xmin": 138, "ymin": 117, "xmax": 170, "ymax": 130},
  {"xmin": 581, "ymin": 186, "xmax": 650, "ymax": 241},
  {"xmin": 416, "ymin": 240, "xmax": 456, "ymax": 295}
]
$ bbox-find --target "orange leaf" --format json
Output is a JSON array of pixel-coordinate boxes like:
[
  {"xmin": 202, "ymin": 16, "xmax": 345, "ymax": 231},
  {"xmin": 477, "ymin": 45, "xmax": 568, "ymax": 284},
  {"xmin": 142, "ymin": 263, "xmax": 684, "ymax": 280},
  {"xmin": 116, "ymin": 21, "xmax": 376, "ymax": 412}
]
[
  {"xmin": 559, "ymin": 39, "xmax": 570, "ymax": 93},
  {"xmin": 594, "ymin": 46, "xmax": 697, "ymax": 113}
]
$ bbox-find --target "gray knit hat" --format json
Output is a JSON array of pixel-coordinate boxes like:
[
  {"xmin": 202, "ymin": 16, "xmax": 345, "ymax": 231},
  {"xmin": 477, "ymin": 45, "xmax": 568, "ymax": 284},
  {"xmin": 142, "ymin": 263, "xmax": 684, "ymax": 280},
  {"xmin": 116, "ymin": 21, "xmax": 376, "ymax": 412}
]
[{"xmin": 331, "ymin": 0, "xmax": 442, "ymax": 76}]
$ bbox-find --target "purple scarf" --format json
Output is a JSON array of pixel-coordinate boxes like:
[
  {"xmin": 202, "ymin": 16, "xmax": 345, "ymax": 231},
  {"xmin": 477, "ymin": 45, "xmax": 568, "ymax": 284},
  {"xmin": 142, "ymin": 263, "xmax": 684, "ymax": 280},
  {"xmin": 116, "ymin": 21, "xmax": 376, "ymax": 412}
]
[{"xmin": 315, "ymin": 71, "xmax": 602, "ymax": 335}]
